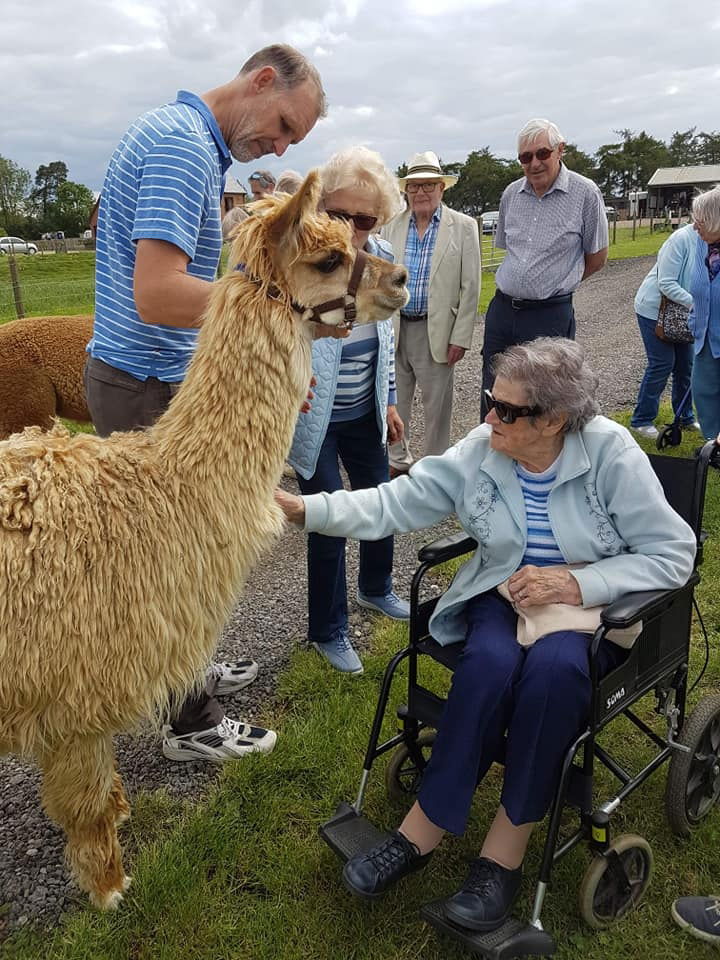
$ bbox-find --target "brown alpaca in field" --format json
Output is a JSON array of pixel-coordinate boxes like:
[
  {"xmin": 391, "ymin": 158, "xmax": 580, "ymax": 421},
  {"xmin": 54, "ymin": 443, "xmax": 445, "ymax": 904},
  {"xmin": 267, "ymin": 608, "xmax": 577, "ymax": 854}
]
[
  {"xmin": 0, "ymin": 173, "xmax": 408, "ymax": 909},
  {"xmin": 0, "ymin": 314, "xmax": 93, "ymax": 439}
]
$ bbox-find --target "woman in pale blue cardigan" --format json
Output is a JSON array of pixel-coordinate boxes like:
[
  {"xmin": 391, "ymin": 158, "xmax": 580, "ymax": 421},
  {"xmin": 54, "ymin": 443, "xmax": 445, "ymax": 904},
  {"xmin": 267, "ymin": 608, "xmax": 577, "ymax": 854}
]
[
  {"xmin": 686, "ymin": 187, "xmax": 720, "ymax": 439},
  {"xmin": 630, "ymin": 224, "xmax": 697, "ymax": 438}
]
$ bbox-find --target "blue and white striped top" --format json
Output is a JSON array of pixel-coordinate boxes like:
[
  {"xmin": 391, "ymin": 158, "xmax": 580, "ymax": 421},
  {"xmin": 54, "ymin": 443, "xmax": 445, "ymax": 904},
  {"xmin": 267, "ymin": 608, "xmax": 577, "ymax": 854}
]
[
  {"xmin": 88, "ymin": 90, "xmax": 232, "ymax": 382},
  {"xmin": 330, "ymin": 322, "xmax": 397, "ymax": 423},
  {"xmin": 403, "ymin": 205, "xmax": 442, "ymax": 315},
  {"xmin": 515, "ymin": 456, "xmax": 566, "ymax": 567}
]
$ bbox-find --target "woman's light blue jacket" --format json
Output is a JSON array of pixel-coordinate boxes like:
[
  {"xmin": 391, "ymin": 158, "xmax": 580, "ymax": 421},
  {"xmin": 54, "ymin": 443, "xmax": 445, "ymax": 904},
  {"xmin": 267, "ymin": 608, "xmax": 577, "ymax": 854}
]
[
  {"xmin": 288, "ymin": 234, "xmax": 396, "ymax": 480},
  {"xmin": 302, "ymin": 417, "xmax": 696, "ymax": 647},
  {"xmin": 634, "ymin": 224, "xmax": 696, "ymax": 320}
]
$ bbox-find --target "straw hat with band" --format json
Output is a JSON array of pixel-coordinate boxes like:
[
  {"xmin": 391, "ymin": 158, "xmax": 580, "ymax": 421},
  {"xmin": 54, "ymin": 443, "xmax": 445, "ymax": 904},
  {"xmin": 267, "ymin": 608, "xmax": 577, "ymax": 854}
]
[{"xmin": 397, "ymin": 151, "xmax": 458, "ymax": 190}]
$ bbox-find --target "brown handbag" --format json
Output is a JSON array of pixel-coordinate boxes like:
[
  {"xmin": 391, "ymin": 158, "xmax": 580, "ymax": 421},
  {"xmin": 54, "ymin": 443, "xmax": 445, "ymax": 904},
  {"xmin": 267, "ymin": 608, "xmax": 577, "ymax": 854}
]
[{"xmin": 655, "ymin": 295, "xmax": 693, "ymax": 344}]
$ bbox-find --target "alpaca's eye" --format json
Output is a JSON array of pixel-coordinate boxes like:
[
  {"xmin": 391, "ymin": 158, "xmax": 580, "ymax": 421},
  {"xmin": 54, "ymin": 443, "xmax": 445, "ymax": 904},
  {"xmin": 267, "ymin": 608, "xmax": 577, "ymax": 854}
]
[{"xmin": 315, "ymin": 252, "xmax": 343, "ymax": 274}]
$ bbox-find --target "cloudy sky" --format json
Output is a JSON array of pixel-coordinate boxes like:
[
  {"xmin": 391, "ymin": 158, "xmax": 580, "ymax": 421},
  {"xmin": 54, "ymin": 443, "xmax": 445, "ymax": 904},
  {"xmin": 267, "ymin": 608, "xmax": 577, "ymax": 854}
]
[{"xmin": 3, "ymin": 0, "xmax": 717, "ymax": 193}]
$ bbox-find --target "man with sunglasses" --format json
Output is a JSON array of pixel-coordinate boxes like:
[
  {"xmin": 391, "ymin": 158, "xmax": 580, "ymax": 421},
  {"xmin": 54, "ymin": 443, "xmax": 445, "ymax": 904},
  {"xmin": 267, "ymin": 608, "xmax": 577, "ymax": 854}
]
[
  {"xmin": 248, "ymin": 169, "xmax": 276, "ymax": 200},
  {"xmin": 382, "ymin": 151, "xmax": 480, "ymax": 477},
  {"xmin": 481, "ymin": 118, "xmax": 607, "ymax": 418}
]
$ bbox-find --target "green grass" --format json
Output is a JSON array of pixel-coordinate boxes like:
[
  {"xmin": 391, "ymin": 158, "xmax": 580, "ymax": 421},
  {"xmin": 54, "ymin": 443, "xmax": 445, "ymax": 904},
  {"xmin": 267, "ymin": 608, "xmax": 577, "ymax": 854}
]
[
  {"xmin": 4, "ymin": 408, "xmax": 719, "ymax": 960},
  {"xmin": 0, "ymin": 253, "xmax": 95, "ymax": 323},
  {"xmin": 608, "ymin": 226, "xmax": 670, "ymax": 261}
]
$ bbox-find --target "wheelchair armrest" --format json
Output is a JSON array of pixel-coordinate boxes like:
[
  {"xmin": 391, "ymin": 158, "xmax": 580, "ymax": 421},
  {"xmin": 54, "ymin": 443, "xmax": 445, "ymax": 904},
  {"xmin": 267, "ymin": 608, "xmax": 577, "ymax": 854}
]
[
  {"xmin": 600, "ymin": 572, "xmax": 700, "ymax": 630},
  {"xmin": 417, "ymin": 532, "xmax": 478, "ymax": 566}
]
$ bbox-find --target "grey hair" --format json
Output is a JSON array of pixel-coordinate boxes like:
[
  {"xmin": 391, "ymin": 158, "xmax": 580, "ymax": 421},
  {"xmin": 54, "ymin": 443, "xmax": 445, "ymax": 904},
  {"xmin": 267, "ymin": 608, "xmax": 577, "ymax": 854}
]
[
  {"xmin": 240, "ymin": 44, "xmax": 327, "ymax": 118},
  {"xmin": 491, "ymin": 338, "xmax": 599, "ymax": 433},
  {"xmin": 221, "ymin": 206, "xmax": 249, "ymax": 241},
  {"xmin": 692, "ymin": 185, "xmax": 720, "ymax": 235},
  {"xmin": 517, "ymin": 118, "xmax": 565, "ymax": 151},
  {"xmin": 319, "ymin": 146, "xmax": 405, "ymax": 228},
  {"xmin": 275, "ymin": 169, "xmax": 304, "ymax": 195}
]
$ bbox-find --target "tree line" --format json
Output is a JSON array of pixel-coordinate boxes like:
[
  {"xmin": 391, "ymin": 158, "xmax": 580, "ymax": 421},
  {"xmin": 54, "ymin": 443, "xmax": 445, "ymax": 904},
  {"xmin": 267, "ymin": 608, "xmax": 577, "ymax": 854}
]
[
  {"xmin": 403, "ymin": 127, "xmax": 720, "ymax": 217},
  {"xmin": 0, "ymin": 157, "xmax": 95, "ymax": 239}
]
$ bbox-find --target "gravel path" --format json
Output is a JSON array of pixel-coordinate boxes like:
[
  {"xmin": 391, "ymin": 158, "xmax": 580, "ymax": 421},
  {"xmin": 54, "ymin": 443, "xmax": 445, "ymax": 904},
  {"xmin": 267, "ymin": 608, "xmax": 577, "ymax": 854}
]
[{"xmin": 0, "ymin": 256, "xmax": 654, "ymax": 935}]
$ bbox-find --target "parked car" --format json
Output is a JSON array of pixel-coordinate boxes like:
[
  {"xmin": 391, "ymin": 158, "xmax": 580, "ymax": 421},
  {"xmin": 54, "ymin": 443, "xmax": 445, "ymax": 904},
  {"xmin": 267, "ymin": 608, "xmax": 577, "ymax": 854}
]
[
  {"xmin": 0, "ymin": 236, "xmax": 38, "ymax": 255},
  {"xmin": 481, "ymin": 210, "xmax": 500, "ymax": 234},
  {"xmin": 604, "ymin": 205, "xmax": 616, "ymax": 219}
]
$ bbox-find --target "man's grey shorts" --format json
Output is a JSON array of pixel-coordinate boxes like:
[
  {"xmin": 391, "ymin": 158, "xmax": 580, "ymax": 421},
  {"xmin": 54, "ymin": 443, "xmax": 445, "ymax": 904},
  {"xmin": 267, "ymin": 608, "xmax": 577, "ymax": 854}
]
[{"xmin": 84, "ymin": 356, "xmax": 182, "ymax": 437}]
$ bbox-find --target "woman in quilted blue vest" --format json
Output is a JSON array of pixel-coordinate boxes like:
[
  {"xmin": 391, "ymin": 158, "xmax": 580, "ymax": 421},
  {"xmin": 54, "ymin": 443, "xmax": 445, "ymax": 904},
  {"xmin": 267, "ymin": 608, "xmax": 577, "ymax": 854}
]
[{"xmin": 287, "ymin": 147, "xmax": 410, "ymax": 675}]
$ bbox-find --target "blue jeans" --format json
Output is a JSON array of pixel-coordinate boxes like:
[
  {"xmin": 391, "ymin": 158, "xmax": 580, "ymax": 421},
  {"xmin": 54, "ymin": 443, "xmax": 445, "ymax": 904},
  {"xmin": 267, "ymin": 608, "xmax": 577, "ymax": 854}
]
[
  {"xmin": 630, "ymin": 314, "xmax": 694, "ymax": 427},
  {"xmin": 418, "ymin": 591, "xmax": 626, "ymax": 833},
  {"xmin": 691, "ymin": 337, "xmax": 720, "ymax": 440},
  {"xmin": 296, "ymin": 412, "xmax": 393, "ymax": 645}
]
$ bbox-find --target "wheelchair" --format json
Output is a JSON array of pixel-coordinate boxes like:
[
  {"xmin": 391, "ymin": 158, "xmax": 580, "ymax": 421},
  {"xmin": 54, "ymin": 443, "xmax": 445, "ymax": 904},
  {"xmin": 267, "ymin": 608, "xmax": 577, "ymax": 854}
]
[{"xmin": 319, "ymin": 441, "xmax": 720, "ymax": 958}]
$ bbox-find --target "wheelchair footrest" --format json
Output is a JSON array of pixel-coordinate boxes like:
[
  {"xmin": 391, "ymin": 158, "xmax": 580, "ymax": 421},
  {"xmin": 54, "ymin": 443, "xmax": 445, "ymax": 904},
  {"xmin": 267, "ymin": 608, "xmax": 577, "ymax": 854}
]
[
  {"xmin": 421, "ymin": 899, "xmax": 556, "ymax": 958},
  {"xmin": 318, "ymin": 801, "xmax": 391, "ymax": 864}
]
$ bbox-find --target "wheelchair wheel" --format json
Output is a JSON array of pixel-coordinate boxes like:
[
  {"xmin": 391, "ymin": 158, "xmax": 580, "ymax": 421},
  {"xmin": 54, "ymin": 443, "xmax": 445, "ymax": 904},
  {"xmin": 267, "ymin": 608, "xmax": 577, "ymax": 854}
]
[
  {"xmin": 578, "ymin": 834, "xmax": 653, "ymax": 930},
  {"xmin": 385, "ymin": 730, "xmax": 436, "ymax": 802},
  {"xmin": 665, "ymin": 693, "xmax": 720, "ymax": 838}
]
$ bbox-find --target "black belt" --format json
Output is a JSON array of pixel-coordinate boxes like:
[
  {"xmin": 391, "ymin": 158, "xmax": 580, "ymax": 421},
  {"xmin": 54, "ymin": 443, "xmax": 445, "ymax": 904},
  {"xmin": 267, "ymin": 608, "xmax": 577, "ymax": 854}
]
[
  {"xmin": 496, "ymin": 290, "xmax": 573, "ymax": 311},
  {"xmin": 400, "ymin": 311, "xmax": 427, "ymax": 322}
]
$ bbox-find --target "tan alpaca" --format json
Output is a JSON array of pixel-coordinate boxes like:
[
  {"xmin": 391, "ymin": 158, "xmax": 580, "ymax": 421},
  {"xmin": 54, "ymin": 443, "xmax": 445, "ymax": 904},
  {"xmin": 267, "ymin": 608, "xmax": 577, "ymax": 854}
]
[
  {"xmin": 0, "ymin": 314, "xmax": 93, "ymax": 439},
  {"xmin": 0, "ymin": 173, "xmax": 408, "ymax": 909}
]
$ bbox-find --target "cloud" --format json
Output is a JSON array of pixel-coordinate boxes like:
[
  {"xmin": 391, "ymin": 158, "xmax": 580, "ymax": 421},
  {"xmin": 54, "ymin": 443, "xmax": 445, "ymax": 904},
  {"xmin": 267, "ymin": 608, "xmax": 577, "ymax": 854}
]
[{"xmin": 1, "ymin": 0, "xmax": 717, "ymax": 195}]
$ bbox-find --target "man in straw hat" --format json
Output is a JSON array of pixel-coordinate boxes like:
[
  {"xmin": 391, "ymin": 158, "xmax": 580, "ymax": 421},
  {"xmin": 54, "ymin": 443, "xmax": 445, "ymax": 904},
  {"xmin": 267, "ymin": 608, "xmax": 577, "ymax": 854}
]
[{"xmin": 382, "ymin": 151, "xmax": 480, "ymax": 475}]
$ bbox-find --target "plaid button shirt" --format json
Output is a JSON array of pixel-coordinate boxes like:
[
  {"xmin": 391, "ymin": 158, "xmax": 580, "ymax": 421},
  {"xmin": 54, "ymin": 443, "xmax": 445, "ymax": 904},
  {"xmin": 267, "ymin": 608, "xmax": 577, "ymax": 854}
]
[{"xmin": 403, "ymin": 204, "xmax": 442, "ymax": 315}]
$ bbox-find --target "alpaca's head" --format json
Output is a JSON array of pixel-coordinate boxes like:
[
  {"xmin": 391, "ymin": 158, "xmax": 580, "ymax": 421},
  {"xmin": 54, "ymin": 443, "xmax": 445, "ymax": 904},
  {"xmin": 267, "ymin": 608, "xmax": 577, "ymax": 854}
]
[{"xmin": 229, "ymin": 171, "xmax": 408, "ymax": 328}]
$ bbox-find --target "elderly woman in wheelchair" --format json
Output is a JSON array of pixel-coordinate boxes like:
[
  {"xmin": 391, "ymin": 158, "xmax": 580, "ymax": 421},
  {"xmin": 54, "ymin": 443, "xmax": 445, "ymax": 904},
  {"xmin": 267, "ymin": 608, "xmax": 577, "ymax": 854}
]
[{"xmin": 276, "ymin": 337, "xmax": 696, "ymax": 934}]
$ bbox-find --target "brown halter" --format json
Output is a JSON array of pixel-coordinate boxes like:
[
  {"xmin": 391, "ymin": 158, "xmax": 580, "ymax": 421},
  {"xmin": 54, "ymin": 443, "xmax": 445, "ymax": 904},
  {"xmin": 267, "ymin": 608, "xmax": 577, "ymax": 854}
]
[{"xmin": 237, "ymin": 247, "xmax": 368, "ymax": 330}]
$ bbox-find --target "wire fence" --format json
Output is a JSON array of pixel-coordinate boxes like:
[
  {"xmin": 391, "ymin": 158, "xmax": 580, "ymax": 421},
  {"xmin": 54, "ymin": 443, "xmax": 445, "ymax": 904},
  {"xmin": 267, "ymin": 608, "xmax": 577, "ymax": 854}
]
[{"xmin": 0, "ymin": 251, "xmax": 95, "ymax": 322}]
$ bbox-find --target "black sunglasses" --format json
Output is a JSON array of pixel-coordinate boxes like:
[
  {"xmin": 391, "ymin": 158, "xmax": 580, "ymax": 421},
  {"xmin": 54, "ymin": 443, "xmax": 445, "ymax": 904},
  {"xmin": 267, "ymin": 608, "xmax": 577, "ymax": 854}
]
[
  {"xmin": 484, "ymin": 389, "xmax": 541, "ymax": 424},
  {"xmin": 326, "ymin": 209, "xmax": 378, "ymax": 231},
  {"xmin": 518, "ymin": 147, "xmax": 554, "ymax": 165}
]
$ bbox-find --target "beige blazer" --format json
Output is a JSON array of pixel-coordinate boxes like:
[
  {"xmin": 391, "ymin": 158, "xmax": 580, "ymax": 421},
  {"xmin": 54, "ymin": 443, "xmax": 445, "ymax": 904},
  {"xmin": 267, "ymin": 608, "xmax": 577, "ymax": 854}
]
[{"xmin": 381, "ymin": 203, "xmax": 481, "ymax": 364}]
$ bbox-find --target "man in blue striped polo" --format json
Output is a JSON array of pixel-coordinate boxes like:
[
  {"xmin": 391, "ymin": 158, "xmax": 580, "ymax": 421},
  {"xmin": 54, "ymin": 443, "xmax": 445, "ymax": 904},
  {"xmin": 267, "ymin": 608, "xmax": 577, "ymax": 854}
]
[
  {"xmin": 481, "ymin": 118, "xmax": 608, "ymax": 418},
  {"xmin": 85, "ymin": 44, "xmax": 325, "ymax": 764}
]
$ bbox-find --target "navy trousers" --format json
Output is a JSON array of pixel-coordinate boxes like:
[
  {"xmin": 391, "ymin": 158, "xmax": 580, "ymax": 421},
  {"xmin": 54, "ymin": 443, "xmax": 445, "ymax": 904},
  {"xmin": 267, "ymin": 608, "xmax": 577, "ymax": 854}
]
[
  {"xmin": 418, "ymin": 591, "xmax": 626, "ymax": 834},
  {"xmin": 480, "ymin": 293, "xmax": 576, "ymax": 418},
  {"xmin": 296, "ymin": 411, "xmax": 393, "ymax": 645}
]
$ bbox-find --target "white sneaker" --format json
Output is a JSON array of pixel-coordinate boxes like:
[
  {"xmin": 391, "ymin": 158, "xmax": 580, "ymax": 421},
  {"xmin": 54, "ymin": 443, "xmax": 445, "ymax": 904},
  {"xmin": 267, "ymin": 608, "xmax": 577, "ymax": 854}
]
[
  {"xmin": 632, "ymin": 424, "xmax": 659, "ymax": 439},
  {"xmin": 162, "ymin": 715, "xmax": 277, "ymax": 763},
  {"xmin": 206, "ymin": 659, "xmax": 259, "ymax": 695}
]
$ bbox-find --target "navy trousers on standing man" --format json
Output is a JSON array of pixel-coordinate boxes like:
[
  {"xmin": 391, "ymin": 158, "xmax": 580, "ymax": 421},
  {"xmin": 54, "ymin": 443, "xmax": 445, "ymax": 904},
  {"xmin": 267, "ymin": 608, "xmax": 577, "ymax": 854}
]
[{"xmin": 481, "ymin": 291, "xmax": 576, "ymax": 419}]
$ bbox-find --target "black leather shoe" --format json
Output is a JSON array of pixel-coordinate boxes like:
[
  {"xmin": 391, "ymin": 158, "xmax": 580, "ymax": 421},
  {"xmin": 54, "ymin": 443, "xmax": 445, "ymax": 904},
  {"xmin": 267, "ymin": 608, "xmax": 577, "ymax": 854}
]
[
  {"xmin": 444, "ymin": 857, "xmax": 522, "ymax": 931},
  {"xmin": 342, "ymin": 831, "xmax": 433, "ymax": 900}
]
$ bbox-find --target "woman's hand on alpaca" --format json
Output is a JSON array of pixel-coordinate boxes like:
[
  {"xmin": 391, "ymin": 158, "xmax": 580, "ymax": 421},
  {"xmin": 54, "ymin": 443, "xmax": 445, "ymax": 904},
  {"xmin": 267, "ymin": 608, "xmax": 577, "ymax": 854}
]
[
  {"xmin": 386, "ymin": 405, "xmax": 404, "ymax": 444},
  {"xmin": 508, "ymin": 565, "xmax": 582, "ymax": 607},
  {"xmin": 300, "ymin": 376, "xmax": 317, "ymax": 414},
  {"xmin": 274, "ymin": 488, "xmax": 306, "ymax": 525}
]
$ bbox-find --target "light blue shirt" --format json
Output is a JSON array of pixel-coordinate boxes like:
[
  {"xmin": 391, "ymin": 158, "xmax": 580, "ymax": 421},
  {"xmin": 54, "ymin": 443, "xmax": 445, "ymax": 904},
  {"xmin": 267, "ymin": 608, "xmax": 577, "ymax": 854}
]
[
  {"xmin": 634, "ymin": 224, "xmax": 696, "ymax": 321},
  {"xmin": 403, "ymin": 205, "xmax": 442, "ymax": 314},
  {"xmin": 495, "ymin": 164, "xmax": 608, "ymax": 299}
]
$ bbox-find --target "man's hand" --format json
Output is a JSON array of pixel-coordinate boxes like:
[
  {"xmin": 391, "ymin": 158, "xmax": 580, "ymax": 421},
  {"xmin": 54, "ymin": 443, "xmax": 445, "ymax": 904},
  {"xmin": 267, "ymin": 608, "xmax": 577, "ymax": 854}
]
[
  {"xmin": 387, "ymin": 405, "xmax": 404, "ymax": 444},
  {"xmin": 274, "ymin": 488, "xmax": 306, "ymax": 525},
  {"xmin": 447, "ymin": 344, "xmax": 467, "ymax": 366},
  {"xmin": 300, "ymin": 376, "xmax": 317, "ymax": 414},
  {"xmin": 507, "ymin": 565, "xmax": 582, "ymax": 608},
  {"xmin": 311, "ymin": 320, "xmax": 351, "ymax": 340}
]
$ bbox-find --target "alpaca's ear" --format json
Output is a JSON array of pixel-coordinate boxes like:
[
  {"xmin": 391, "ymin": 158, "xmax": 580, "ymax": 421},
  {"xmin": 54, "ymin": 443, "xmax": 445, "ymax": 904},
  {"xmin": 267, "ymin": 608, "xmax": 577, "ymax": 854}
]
[{"xmin": 265, "ymin": 171, "xmax": 321, "ymax": 256}]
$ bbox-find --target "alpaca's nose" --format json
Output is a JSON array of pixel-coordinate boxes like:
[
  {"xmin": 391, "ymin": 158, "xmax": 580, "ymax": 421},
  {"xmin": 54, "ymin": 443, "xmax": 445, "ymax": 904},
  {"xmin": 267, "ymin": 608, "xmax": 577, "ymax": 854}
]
[{"xmin": 391, "ymin": 265, "xmax": 408, "ymax": 287}]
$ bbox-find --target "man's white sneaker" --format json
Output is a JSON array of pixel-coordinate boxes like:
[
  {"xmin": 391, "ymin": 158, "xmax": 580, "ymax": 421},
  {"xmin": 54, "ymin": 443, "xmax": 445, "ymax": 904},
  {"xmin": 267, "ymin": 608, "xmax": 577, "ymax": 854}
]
[
  {"xmin": 162, "ymin": 715, "xmax": 276, "ymax": 763},
  {"xmin": 206, "ymin": 659, "xmax": 259, "ymax": 695},
  {"xmin": 632, "ymin": 424, "xmax": 659, "ymax": 439}
]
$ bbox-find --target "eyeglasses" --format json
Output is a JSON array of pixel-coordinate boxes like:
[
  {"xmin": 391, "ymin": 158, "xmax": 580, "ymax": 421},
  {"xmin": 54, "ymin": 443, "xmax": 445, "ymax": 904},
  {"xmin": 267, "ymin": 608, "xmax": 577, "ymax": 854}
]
[
  {"xmin": 406, "ymin": 182, "xmax": 442, "ymax": 194},
  {"xmin": 326, "ymin": 210, "xmax": 378, "ymax": 231},
  {"xmin": 518, "ymin": 147, "xmax": 555, "ymax": 165},
  {"xmin": 484, "ymin": 389, "xmax": 541, "ymax": 424},
  {"xmin": 249, "ymin": 172, "xmax": 274, "ymax": 187}
]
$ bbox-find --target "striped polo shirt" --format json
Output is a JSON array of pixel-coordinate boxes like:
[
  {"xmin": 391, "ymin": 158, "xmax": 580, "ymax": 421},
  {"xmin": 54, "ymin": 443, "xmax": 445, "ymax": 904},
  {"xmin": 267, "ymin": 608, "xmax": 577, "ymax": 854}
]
[
  {"xmin": 515, "ymin": 456, "xmax": 566, "ymax": 567},
  {"xmin": 330, "ymin": 322, "xmax": 397, "ymax": 423},
  {"xmin": 88, "ymin": 91, "xmax": 232, "ymax": 381}
]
